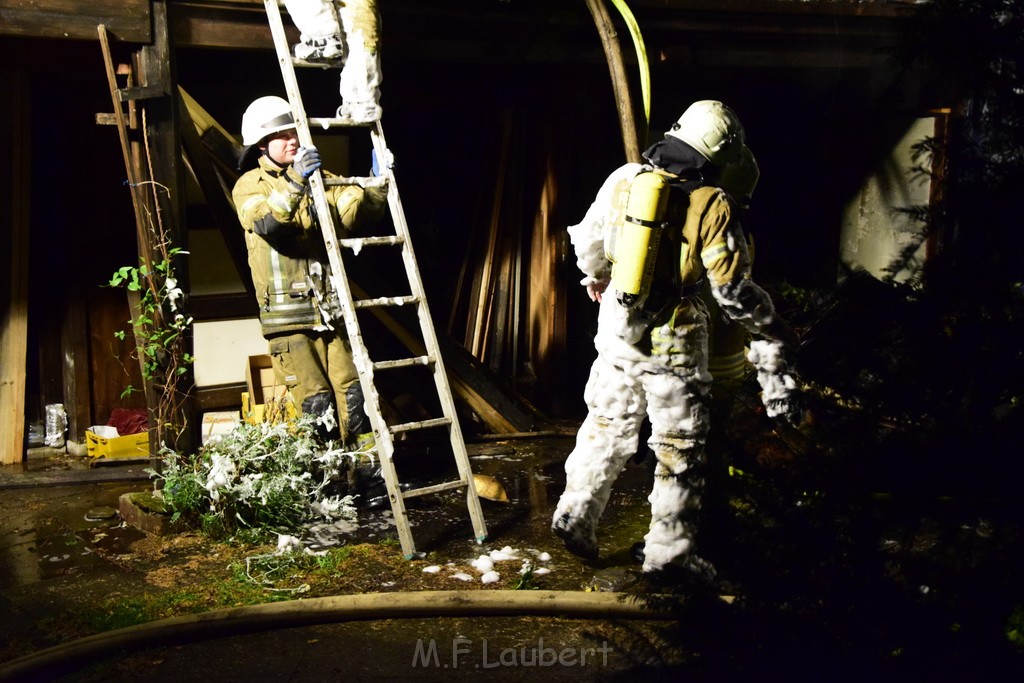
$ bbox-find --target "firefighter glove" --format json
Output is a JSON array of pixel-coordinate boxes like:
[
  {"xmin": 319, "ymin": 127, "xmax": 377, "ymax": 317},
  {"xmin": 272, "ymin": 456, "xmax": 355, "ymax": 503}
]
[
  {"xmin": 293, "ymin": 146, "xmax": 322, "ymax": 179},
  {"xmin": 371, "ymin": 148, "xmax": 393, "ymax": 177}
]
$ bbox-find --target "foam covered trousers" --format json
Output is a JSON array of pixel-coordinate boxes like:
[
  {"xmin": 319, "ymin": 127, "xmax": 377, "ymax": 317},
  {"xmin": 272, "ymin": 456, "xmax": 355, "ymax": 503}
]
[{"xmin": 552, "ymin": 299, "xmax": 712, "ymax": 572}]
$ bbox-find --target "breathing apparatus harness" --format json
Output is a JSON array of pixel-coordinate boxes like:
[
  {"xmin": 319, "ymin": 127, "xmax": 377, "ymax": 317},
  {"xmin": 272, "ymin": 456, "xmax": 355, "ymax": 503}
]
[{"xmin": 607, "ymin": 137, "xmax": 712, "ymax": 314}]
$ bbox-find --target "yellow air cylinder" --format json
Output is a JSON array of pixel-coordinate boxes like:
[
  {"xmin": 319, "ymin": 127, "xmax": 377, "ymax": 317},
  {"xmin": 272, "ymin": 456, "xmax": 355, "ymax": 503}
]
[{"xmin": 610, "ymin": 172, "xmax": 669, "ymax": 302}]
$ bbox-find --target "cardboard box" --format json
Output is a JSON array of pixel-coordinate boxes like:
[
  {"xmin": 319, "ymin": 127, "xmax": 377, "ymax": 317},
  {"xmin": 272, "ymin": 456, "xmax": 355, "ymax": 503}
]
[
  {"xmin": 246, "ymin": 355, "xmax": 288, "ymax": 406},
  {"xmin": 85, "ymin": 430, "xmax": 150, "ymax": 459},
  {"xmin": 243, "ymin": 355, "xmax": 295, "ymax": 425}
]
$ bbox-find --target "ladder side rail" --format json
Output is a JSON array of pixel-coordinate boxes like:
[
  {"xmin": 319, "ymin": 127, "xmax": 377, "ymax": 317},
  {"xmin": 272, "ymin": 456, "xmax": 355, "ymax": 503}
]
[
  {"xmin": 262, "ymin": 0, "xmax": 417, "ymax": 557},
  {"xmin": 370, "ymin": 124, "xmax": 488, "ymax": 544}
]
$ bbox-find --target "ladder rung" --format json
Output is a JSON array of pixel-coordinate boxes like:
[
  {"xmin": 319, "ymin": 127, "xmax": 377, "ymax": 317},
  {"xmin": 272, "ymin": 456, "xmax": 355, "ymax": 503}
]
[
  {"xmin": 373, "ymin": 356, "xmax": 433, "ymax": 371},
  {"xmin": 389, "ymin": 417, "xmax": 452, "ymax": 434},
  {"xmin": 309, "ymin": 116, "xmax": 374, "ymax": 129},
  {"xmin": 402, "ymin": 479, "xmax": 468, "ymax": 500},
  {"xmin": 353, "ymin": 295, "xmax": 419, "ymax": 309},
  {"xmin": 339, "ymin": 236, "xmax": 405, "ymax": 250},
  {"xmin": 324, "ymin": 176, "xmax": 388, "ymax": 190}
]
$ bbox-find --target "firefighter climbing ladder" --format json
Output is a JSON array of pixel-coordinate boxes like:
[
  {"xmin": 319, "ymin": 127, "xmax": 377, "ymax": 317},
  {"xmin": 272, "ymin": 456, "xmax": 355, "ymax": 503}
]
[{"xmin": 262, "ymin": 0, "xmax": 487, "ymax": 558}]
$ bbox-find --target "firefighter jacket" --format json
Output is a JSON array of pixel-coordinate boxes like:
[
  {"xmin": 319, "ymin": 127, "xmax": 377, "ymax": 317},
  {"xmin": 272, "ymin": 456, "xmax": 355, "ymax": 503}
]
[
  {"xmin": 233, "ymin": 154, "xmax": 387, "ymax": 336},
  {"xmin": 568, "ymin": 163, "xmax": 777, "ymax": 354}
]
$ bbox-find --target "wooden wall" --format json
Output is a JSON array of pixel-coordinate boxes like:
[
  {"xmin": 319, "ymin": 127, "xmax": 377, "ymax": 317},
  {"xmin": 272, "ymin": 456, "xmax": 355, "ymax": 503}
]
[{"xmin": 0, "ymin": 72, "xmax": 30, "ymax": 464}]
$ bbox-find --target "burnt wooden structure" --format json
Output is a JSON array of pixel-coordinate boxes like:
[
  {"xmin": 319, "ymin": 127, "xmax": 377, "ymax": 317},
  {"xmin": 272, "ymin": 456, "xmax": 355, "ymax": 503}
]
[{"xmin": 1, "ymin": 0, "xmax": 944, "ymax": 463}]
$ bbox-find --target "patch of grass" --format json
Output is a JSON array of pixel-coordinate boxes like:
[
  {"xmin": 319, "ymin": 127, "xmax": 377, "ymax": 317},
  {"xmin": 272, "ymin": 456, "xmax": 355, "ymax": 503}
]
[
  {"xmin": 72, "ymin": 541, "xmax": 420, "ymax": 638},
  {"xmin": 313, "ymin": 545, "xmax": 354, "ymax": 572},
  {"xmin": 79, "ymin": 570, "xmax": 295, "ymax": 634}
]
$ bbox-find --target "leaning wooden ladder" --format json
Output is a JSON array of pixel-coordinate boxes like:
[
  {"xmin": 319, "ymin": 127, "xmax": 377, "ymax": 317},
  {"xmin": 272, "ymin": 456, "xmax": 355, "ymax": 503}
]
[{"xmin": 262, "ymin": 0, "xmax": 488, "ymax": 558}]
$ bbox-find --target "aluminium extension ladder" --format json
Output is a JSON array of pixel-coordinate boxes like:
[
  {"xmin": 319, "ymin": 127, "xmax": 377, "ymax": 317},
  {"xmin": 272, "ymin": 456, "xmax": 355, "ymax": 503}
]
[{"xmin": 262, "ymin": 0, "xmax": 488, "ymax": 558}]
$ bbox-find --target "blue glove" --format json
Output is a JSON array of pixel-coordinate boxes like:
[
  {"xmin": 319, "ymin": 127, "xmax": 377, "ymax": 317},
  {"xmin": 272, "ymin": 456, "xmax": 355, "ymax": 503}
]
[
  {"xmin": 371, "ymin": 148, "xmax": 393, "ymax": 177},
  {"xmin": 293, "ymin": 146, "xmax": 322, "ymax": 179}
]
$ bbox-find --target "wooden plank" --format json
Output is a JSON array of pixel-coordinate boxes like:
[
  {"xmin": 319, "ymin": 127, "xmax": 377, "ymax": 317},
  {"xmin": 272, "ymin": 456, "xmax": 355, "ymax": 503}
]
[
  {"xmin": 0, "ymin": 0, "xmax": 150, "ymax": 42},
  {"xmin": 527, "ymin": 154, "xmax": 567, "ymax": 414},
  {"xmin": 87, "ymin": 288, "xmax": 148, "ymax": 429},
  {"xmin": 629, "ymin": 0, "xmax": 920, "ymax": 19},
  {"xmin": 471, "ymin": 109, "xmax": 513, "ymax": 357},
  {"xmin": 98, "ymin": 25, "xmax": 149, "ymax": 260},
  {"xmin": 437, "ymin": 334, "xmax": 539, "ymax": 434},
  {"xmin": 61, "ymin": 289, "xmax": 93, "ymax": 441},
  {"xmin": 0, "ymin": 71, "xmax": 30, "ymax": 465}
]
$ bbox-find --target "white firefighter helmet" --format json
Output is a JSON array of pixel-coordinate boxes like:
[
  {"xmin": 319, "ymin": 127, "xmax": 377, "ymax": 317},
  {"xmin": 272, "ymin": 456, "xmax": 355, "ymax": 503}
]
[
  {"xmin": 241, "ymin": 96, "xmax": 295, "ymax": 146},
  {"xmin": 719, "ymin": 144, "xmax": 759, "ymax": 208},
  {"xmin": 665, "ymin": 100, "xmax": 745, "ymax": 167}
]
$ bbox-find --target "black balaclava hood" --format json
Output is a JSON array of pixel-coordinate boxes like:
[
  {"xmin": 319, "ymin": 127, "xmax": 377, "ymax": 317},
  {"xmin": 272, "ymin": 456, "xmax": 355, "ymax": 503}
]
[
  {"xmin": 641, "ymin": 136, "xmax": 718, "ymax": 191},
  {"xmin": 238, "ymin": 144, "xmax": 263, "ymax": 172}
]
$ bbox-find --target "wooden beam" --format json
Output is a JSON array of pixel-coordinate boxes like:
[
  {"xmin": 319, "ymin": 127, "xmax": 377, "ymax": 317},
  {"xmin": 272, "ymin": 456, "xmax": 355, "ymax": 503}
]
[
  {"xmin": 0, "ymin": 0, "xmax": 150, "ymax": 42},
  {"xmin": 0, "ymin": 71, "xmax": 30, "ymax": 464},
  {"xmin": 170, "ymin": 1, "xmax": 296, "ymax": 50},
  {"xmin": 471, "ymin": 109, "xmax": 513, "ymax": 357},
  {"xmin": 528, "ymin": 153, "xmax": 568, "ymax": 414},
  {"xmin": 584, "ymin": 0, "xmax": 641, "ymax": 163},
  {"xmin": 99, "ymin": 25, "xmax": 152, "ymax": 267},
  {"xmin": 628, "ymin": 0, "xmax": 919, "ymax": 20}
]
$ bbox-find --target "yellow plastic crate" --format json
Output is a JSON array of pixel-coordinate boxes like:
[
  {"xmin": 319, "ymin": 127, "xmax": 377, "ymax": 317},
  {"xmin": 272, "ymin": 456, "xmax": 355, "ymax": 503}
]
[{"xmin": 85, "ymin": 430, "xmax": 150, "ymax": 459}]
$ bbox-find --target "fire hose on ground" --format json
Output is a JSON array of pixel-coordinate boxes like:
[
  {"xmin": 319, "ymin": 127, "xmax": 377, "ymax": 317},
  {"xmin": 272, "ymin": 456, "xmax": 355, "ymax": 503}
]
[{"xmin": 0, "ymin": 590, "xmax": 689, "ymax": 680}]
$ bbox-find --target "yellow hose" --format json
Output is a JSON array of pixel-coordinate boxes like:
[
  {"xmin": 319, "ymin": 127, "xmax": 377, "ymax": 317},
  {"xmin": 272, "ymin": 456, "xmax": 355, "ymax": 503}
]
[{"xmin": 608, "ymin": 0, "xmax": 650, "ymax": 130}]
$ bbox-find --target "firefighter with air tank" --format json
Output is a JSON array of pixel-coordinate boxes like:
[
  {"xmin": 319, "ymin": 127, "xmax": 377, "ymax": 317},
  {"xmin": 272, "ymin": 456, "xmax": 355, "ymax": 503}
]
[{"xmin": 551, "ymin": 100, "xmax": 799, "ymax": 587}]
